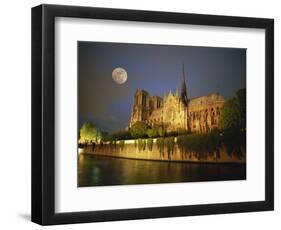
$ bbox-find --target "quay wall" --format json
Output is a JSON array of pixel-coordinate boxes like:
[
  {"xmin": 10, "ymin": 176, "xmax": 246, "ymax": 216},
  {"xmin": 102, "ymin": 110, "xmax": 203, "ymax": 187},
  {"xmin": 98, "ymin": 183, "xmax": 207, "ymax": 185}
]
[{"xmin": 81, "ymin": 139, "xmax": 245, "ymax": 163}]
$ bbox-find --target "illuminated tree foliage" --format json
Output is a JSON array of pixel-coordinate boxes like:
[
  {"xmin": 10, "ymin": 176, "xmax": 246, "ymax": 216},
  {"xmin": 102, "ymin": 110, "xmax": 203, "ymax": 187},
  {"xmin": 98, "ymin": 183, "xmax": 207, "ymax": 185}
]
[
  {"xmin": 102, "ymin": 130, "xmax": 132, "ymax": 141},
  {"xmin": 146, "ymin": 128, "xmax": 158, "ymax": 138},
  {"xmin": 147, "ymin": 138, "xmax": 154, "ymax": 151},
  {"xmin": 156, "ymin": 137, "xmax": 165, "ymax": 157},
  {"xmin": 177, "ymin": 130, "xmax": 221, "ymax": 160},
  {"xmin": 130, "ymin": 121, "xmax": 149, "ymax": 138},
  {"xmin": 137, "ymin": 139, "xmax": 146, "ymax": 151},
  {"xmin": 158, "ymin": 127, "xmax": 165, "ymax": 137},
  {"xmin": 219, "ymin": 88, "xmax": 246, "ymax": 158},
  {"xmin": 164, "ymin": 137, "xmax": 175, "ymax": 159},
  {"xmin": 220, "ymin": 88, "xmax": 246, "ymax": 131},
  {"xmin": 79, "ymin": 121, "xmax": 100, "ymax": 143}
]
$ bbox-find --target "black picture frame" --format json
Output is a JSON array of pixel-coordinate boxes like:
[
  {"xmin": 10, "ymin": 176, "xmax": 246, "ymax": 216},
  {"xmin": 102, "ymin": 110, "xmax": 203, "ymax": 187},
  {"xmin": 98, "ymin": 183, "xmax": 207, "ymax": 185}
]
[{"xmin": 31, "ymin": 4, "xmax": 274, "ymax": 225}]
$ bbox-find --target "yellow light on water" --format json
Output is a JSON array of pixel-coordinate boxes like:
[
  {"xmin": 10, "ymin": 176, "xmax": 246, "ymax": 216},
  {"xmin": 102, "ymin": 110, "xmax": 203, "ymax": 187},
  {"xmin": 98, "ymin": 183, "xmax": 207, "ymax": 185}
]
[{"xmin": 78, "ymin": 148, "xmax": 84, "ymax": 155}]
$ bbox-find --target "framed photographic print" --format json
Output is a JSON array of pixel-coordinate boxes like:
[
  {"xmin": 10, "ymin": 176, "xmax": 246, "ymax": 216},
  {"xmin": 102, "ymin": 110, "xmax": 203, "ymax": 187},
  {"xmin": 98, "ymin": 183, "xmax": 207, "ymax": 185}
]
[{"xmin": 31, "ymin": 4, "xmax": 274, "ymax": 225}]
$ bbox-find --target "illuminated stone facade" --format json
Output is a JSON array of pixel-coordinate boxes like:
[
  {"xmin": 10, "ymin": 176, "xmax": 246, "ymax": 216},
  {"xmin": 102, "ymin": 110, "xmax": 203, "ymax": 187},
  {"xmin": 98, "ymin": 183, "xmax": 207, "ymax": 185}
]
[
  {"xmin": 188, "ymin": 93, "xmax": 225, "ymax": 133},
  {"xmin": 129, "ymin": 68, "xmax": 225, "ymax": 133}
]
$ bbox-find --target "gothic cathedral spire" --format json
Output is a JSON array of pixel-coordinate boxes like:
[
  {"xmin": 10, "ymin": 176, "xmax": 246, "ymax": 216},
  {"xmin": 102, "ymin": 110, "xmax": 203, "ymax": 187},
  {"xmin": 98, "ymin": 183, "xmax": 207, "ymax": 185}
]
[{"xmin": 181, "ymin": 64, "xmax": 188, "ymax": 105}]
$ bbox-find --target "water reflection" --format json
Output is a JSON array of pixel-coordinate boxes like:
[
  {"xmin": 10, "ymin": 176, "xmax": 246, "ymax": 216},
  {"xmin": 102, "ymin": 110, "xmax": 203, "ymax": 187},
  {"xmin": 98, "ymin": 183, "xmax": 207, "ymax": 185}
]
[{"xmin": 78, "ymin": 155, "xmax": 246, "ymax": 187}]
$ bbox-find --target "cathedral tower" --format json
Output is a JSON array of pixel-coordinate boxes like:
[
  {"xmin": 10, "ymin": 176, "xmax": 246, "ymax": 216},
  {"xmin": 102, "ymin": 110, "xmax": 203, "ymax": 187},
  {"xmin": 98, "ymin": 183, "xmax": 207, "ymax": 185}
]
[
  {"xmin": 129, "ymin": 89, "xmax": 151, "ymax": 127},
  {"xmin": 181, "ymin": 64, "xmax": 188, "ymax": 106},
  {"xmin": 180, "ymin": 64, "xmax": 190, "ymax": 131}
]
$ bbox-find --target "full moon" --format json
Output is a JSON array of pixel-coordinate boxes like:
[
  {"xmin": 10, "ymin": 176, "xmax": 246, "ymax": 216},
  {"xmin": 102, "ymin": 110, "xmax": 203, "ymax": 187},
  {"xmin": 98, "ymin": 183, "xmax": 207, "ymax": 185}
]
[{"xmin": 112, "ymin": 67, "xmax": 128, "ymax": 84}]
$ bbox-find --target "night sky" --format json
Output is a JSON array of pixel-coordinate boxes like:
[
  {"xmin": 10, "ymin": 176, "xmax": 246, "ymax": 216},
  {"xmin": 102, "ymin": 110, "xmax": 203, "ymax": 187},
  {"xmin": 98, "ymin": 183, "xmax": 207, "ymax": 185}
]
[{"xmin": 78, "ymin": 42, "xmax": 246, "ymax": 133}]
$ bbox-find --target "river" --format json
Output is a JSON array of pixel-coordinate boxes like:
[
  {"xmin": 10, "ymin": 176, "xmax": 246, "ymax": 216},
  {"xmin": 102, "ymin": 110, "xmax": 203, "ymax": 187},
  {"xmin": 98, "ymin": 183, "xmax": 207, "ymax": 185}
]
[{"xmin": 78, "ymin": 154, "xmax": 246, "ymax": 187}]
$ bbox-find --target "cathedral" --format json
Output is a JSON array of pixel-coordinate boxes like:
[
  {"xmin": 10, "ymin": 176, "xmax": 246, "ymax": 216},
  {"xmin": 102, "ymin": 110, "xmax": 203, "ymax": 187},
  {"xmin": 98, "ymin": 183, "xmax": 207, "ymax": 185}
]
[{"xmin": 129, "ymin": 66, "xmax": 226, "ymax": 133}]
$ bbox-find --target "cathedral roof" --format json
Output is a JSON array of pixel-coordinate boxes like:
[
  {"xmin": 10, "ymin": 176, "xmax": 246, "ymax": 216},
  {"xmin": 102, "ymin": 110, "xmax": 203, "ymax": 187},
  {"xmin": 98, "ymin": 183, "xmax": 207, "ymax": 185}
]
[{"xmin": 189, "ymin": 92, "xmax": 225, "ymax": 106}]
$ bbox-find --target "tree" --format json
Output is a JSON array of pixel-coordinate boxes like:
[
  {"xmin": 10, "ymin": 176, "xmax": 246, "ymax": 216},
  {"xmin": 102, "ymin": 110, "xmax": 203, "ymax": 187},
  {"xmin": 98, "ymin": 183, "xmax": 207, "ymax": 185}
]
[
  {"xmin": 219, "ymin": 88, "xmax": 246, "ymax": 131},
  {"xmin": 236, "ymin": 88, "xmax": 246, "ymax": 130},
  {"xmin": 153, "ymin": 124, "xmax": 165, "ymax": 137},
  {"xmin": 219, "ymin": 98, "xmax": 241, "ymax": 130},
  {"xmin": 158, "ymin": 127, "xmax": 165, "ymax": 137},
  {"xmin": 79, "ymin": 121, "xmax": 99, "ymax": 143},
  {"xmin": 219, "ymin": 88, "xmax": 246, "ymax": 158},
  {"xmin": 147, "ymin": 128, "xmax": 158, "ymax": 138},
  {"xmin": 130, "ymin": 121, "xmax": 149, "ymax": 138}
]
